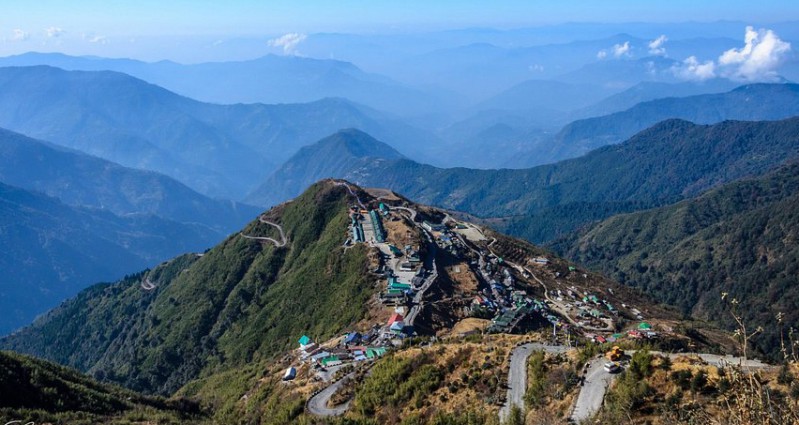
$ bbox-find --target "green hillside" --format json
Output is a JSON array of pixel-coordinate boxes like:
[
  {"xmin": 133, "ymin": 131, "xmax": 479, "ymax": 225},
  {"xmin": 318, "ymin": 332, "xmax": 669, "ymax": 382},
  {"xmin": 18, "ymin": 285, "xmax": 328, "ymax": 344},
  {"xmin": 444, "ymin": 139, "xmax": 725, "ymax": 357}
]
[
  {"xmin": 0, "ymin": 350, "xmax": 201, "ymax": 424},
  {"xmin": 551, "ymin": 163, "xmax": 799, "ymax": 358},
  {"xmin": 1, "ymin": 180, "xmax": 375, "ymax": 395}
]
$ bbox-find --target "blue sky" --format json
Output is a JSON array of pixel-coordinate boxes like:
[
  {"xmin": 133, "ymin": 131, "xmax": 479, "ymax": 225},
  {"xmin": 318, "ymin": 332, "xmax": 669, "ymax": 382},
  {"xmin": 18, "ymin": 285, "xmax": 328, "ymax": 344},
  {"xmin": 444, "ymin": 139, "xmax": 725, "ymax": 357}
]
[
  {"xmin": 0, "ymin": 0, "xmax": 797, "ymax": 61},
  {"xmin": 3, "ymin": 0, "xmax": 798, "ymax": 35}
]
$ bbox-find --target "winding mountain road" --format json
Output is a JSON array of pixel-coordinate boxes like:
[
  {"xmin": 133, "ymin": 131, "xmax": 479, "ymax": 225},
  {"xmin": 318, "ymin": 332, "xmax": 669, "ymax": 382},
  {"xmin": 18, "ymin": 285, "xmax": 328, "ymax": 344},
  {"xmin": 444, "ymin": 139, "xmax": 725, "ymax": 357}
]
[
  {"xmin": 570, "ymin": 356, "xmax": 616, "ymax": 422},
  {"xmin": 499, "ymin": 343, "xmax": 570, "ymax": 422},
  {"xmin": 306, "ymin": 372, "xmax": 355, "ymax": 417},
  {"xmin": 569, "ymin": 350, "xmax": 772, "ymax": 422},
  {"xmin": 240, "ymin": 216, "xmax": 287, "ymax": 247},
  {"xmin": 335, "ymin": 181, "xmax": 366, "ymax": 210},
  {"xmin": 392, "ymin": 206, "xmax": 417, "ymax": 222},
  {"xmin": 141, "ymin": 277, "xmax": 156, "ymax": 291},
  {"xmin": 496, "ymin": 342, "xmax": 774, "ymax": 423}
]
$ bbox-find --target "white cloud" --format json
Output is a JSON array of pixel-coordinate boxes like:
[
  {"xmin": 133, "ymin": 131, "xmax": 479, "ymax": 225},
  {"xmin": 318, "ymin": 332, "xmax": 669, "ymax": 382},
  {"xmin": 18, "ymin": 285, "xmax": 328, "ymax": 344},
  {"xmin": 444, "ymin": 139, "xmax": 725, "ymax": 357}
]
[
  {"xmin": 671, "ymin": 26, "xmax": 791, "ymax": 83},
  {"xmin": 44, "ymin": 27, "xmax": 65, "ymax": 38},
  {"xmin": 9, "ymin": 29, "xmax": 29, "ymax": 42},
  {"xmin": 598, "ymin": 40, "xmax": 633, "ymax": 60},
  {"xmin": 718, "ymin": 26, "xmax": 791, "ymax": 81},
  {"xmin": 612, "ymin": 41, "xmax": 631, "ymax": 58},
  {"xmin": 267, "ymin": 32, "xmax": 307, "ymax": 55},
  {"xmin": 528, "ymin": 64, "xmax": 544, "ymax": 72},
  {"xmin": 671, "ymin": 56, "xmax": 716, "ymax": 81},
  {"xmin": 648, "ymin": 35, "xmax": 668, "ymax": 56},
  {"xmin": 83, "ymin": 33, "xmax": 108, "ymax": 44}
]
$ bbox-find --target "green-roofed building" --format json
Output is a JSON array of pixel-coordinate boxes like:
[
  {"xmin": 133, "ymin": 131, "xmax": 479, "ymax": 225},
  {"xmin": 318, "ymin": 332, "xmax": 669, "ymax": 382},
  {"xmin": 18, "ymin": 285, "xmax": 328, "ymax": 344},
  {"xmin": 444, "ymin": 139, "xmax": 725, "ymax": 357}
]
[
  {"xmin": 321, "ymin": 356, "xmax": 342, "ymax": 367},
  {"xmin": 366, "ymin": 347, "xmax": 387, "ymax": 359},
  {"xmin": 389, "ymin": 282, "xmax": 412, "ymax": 291}
]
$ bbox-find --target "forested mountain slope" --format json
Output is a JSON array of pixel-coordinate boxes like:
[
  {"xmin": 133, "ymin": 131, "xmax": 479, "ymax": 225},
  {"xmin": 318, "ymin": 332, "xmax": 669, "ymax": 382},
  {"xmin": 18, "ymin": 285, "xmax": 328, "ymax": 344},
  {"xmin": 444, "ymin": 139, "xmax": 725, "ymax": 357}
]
[
  {"xmin": 551, "ymin": 163, "xmax": 799, "ymax": 357},
  {"xmin": 0, "ymin": 350, "xmax": 201, "ymax": 423},
  {"xmin": 1, "ymin": 181, "xmax": 376, "ymax": 395}
]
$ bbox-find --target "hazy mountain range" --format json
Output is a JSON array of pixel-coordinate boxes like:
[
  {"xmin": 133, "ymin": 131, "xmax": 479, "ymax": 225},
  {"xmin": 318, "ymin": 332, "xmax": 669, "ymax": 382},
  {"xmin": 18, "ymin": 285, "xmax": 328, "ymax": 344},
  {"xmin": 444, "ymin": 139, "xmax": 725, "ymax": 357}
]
[
  {"xmin": 0, "ymin": 128, "xmax": 258, "ymax": 231},
  {"xmin": 0, "ymin": 180, "xmax": 224, "ymax": 335},
  {"xmin": 523, "ymin": 83, "xmax": 799, "ymax": 167},
  {"xmin": 0, "ymin": 52, "xmax": 447, "ymax": 117},
  {"xmin": 0, "ymin": 65, "xmax": 441, "ymax": 198},
  {"xmin": 249, "ymin": 117, "xmax": 799, "ymax": 244}
]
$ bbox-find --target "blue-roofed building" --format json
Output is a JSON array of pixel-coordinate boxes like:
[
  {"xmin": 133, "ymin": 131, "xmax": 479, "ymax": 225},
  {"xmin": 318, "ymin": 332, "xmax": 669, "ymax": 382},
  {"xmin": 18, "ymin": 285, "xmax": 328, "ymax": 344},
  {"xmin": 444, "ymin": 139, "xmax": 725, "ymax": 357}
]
[{"xmin": 344, "ymin": 332, "xmax": 362, "ymax": 345}]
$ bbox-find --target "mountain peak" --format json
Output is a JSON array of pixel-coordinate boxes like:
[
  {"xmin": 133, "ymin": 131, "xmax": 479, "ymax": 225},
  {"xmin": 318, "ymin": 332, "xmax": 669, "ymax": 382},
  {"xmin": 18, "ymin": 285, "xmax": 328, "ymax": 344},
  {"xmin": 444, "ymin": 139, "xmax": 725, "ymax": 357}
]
[
  {"xmin": 245, "ymin": 130, "xmax": 406, "ymax": 207},
  {"xmin": 317, "ymin": 128, "xmax": 406, "ymax": 160}
]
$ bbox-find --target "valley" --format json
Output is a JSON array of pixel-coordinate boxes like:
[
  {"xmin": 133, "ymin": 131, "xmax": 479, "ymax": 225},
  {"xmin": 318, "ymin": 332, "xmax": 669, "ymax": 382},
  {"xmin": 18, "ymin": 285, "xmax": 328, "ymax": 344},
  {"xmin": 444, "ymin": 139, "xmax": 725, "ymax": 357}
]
[{"xmin": 1, "ymin": 7, "xmax": 798, "ymax": 424}]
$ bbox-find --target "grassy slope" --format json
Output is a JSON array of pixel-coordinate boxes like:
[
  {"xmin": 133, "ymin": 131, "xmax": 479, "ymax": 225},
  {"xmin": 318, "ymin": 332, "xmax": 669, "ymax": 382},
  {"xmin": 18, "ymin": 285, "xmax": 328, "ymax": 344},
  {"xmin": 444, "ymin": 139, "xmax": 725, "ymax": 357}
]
[{"xmin": 1, "ymin": 181, "xmax": 375, "ymax": 395}]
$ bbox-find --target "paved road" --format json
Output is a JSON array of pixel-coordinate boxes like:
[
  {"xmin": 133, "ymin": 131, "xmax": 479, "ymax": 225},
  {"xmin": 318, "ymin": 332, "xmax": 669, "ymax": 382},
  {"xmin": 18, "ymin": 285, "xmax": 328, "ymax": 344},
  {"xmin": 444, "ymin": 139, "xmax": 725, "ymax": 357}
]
[
  {"xmin": 335, "ymin": 181, "xmax": 366, "ymax": 210},
  {"xmin": 681, "ymin": 352, "xmax": 770, "ymax": 369},
  {"xmin": 494, "ymin": 343, "xmax": 776, "ymax": 424},
  {"xmin": 570, "ymin": 356, "xmax": 616, "ymax": 423},
  {"xmin": 499, "ymin": 343, "xmax": 570, "ymax": 422},
  {"xmin": 393, "ymin": 206, "xmax": 417, "ymax": 222},
  {"xmin": 306, "ymin": 372, "xmax": 355, "ymax": 417},
  {"xmin": 569, "ymin": 350, "xmax": 773, "ymax": 423},
  {"xmin": 240, "ymin": 216, "xmax": 287, "ymax": 247},
  {"xmin": 643, "ymin": 351, "xmax": 771, "ymax": 369},
  {"xmin": 141, "ymin": 277, "xmax": 156, "ymax": 291}
]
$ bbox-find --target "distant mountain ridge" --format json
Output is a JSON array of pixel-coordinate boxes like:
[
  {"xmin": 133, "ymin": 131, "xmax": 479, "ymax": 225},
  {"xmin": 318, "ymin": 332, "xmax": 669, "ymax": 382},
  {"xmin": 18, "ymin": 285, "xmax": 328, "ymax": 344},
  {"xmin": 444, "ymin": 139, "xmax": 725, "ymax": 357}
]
[
  {"xmin": 0, "ymin": 52, "xmax": 444, "ymax": 116},
  {"xmin": 246, "ymin": 129, "xmax": 405, "ymax": 206},
  {"xmin": 570, "ymin": 79, "xmax": 740, "ymax": 121},
  {"xmin": 0, "ymin": 65, "xmax": 440, "ymax": 198},
  {"xmin": 0, "ymin": 127, "xmax": 259, "ymax": 232},
  {"xmin": 537, "ymin": 83, "xmax": 799, "ymax": 166}
]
